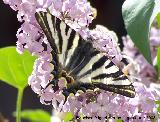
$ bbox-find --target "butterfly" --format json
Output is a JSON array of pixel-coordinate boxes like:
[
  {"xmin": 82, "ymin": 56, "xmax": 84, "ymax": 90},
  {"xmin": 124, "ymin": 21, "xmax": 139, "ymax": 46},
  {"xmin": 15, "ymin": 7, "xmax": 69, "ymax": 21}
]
[{"xmin": 35, "ymin": 11, "xmax": 135, "ymax": 100}]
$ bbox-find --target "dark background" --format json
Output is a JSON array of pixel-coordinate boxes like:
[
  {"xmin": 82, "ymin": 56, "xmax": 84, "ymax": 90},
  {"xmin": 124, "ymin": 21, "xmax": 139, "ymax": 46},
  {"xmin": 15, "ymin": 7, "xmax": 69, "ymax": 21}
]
[{"xmin": 0, "ymin": 0, "xmax": 126, "ymax": 121}]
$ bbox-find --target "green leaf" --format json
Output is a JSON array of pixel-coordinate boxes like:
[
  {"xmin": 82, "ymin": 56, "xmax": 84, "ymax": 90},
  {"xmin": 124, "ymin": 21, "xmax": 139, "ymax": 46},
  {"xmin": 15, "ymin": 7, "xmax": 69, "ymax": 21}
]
[
  {"xmin": 158, "ymin": 107, "xmax": 160, "ymax": 114},
  {"xmin": 19, "ymin": 109, "xmax": 50, "ymax": 122},
  {"xmin": 117, "ymin": 119, "xmax": 123, "ymax": 122},
  {"xmin": 156, "ymin": 47, "xmax": 160, "ymax": 79},
  {"xmin": 155, "ymin": 100, "xmax": 160, "ymax": 104},
  {"xmin": 157, "ymin": 13, "xmax": 160, "ymax": 27},
  {"xmin": 155, "ymin": 101, "xmax": 160, "ymax": 113},
  {"xmin": 122, "ymin": 0, "xmax": 160, "ymax": 64},
  {"xmin": 64, "ymin": 112, "xmax": 73, "ymax": 122},
  {"xmin": 0, "ymin": 46, "xmax": 36, "ymax": 89}
]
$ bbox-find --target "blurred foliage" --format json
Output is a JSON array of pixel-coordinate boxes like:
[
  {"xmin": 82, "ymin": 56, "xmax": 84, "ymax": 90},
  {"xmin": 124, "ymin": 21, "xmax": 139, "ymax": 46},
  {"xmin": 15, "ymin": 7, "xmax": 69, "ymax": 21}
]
[
  {"xmin": 122, "ymin": 0, "xmax": 160, "ymax": 64},
  {"xmin": 0, "ymin": 46, "xmax": 36, "ymax": 89},
  {"xmin": 157, "ymin": 13, "xmax": 160, "ymax": 28},
  {"xmin": 64, "ymin": 112, "xmax": 73, "ymax": 122},
  {"xmin": 155, "ymin": 47, "xmax": 160, "ymax": 79},
  {"xmin": 117, "ymin": 119, "xmax": 123, "ymax": 122},
  {"xmin": 17, "ymin": 109, "xmax": 50, "ymax": 122},
  {"xmin": 155, "ymin": 101, "xmax": 160, "ymax": 116}
]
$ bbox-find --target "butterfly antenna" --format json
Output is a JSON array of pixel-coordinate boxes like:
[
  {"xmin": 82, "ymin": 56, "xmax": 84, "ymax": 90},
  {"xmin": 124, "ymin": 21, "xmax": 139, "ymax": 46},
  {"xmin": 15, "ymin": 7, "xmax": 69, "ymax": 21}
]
[{"xmin": 68, "ymin": 56, "xmax": 85, "ymax": 75}]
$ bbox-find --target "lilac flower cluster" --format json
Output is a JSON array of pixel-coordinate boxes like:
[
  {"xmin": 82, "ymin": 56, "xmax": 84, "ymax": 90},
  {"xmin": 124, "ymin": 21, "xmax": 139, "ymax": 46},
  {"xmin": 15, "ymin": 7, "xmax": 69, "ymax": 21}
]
[
  {"xmin": 122, "ymin": 26, "xmax": 160, "ymax": 85},
  {"xmin": 90, "ymin": 25, "xmax": 122, "ymax": 63},
  {"xmin": 3, "ymin": 0, "xmax": 160, "ymax": 121},
  {"xmin": 50, "ymin": 82, "xmax": 159, "ymax": 122}
]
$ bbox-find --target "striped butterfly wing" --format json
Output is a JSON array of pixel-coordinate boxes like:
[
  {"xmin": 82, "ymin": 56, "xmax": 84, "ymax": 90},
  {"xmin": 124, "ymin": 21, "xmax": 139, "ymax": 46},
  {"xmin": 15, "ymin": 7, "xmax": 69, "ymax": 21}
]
[{"xmin": 35, "ymin": 12, "xmax": 135, "ymax": 98}]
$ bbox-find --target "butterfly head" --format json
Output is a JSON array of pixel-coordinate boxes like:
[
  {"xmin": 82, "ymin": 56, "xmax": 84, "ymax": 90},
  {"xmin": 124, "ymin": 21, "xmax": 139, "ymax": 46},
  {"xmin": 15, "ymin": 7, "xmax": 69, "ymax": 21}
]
[{"xmin": 59, "ymin": 70, "xmax": 75, "ymax": 85}]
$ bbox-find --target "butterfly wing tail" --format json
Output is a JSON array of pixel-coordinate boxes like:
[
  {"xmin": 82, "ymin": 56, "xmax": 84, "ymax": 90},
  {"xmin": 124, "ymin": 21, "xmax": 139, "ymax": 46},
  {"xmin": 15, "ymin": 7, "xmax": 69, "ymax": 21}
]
[{"xmin": 93, "ymin": 82, "xmax": 135, "ymax": 98}]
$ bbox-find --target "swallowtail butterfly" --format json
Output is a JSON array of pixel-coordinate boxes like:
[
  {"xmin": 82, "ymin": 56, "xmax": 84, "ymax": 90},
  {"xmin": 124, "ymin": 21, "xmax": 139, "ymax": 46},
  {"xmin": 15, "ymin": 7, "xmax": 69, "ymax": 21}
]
[{"xmin": 35, "ymin": 11, "xmax": 135, "ymax": 100}]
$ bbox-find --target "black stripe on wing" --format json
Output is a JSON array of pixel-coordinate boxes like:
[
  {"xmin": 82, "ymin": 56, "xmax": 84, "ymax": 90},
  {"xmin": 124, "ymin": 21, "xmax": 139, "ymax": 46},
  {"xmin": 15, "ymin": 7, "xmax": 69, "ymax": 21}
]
[
  {"xmin": 55, "ymin": 19, "xmax": 63, "ymax": 53},
  {"xmin": 92, "ymin": 71, "xmax": 124, "ymax": 80},
  {"xmin": 105, "ymin": 61, "xmax": 114, "ymax": 69},
  {"xmin": 64, "ymin": 29, "xmax": 76, "ymax": 63},
  {"xmin": 92, "ymin": 55, "xmax": 108, "ymax": 71},
  {"xmin": 66, "ymin": 39, "xmax": 100, "ymax": 76},
  {"xmin": 35, "ymin": 12, "xmax": 57, "ymax": 52}
]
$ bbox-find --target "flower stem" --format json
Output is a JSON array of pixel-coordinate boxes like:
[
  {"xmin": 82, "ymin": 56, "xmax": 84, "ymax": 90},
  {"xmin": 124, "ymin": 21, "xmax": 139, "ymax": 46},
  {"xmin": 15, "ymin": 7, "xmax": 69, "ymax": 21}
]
[{"xmin": 16, "ymin": 88, "xmax": 23, "ymax": 122}]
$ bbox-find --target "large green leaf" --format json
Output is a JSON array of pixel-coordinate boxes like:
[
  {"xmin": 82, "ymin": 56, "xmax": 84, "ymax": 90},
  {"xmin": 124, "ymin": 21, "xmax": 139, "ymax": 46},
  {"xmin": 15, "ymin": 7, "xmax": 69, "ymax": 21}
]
[
  {"xmin": 20, "ymin": 109, "xmax": 50, "ymax": 122},
  {"xmin": 0, "ymin": 46, "xmax": 36, "ymax": 89},
  {"xmin": 122, "ymin": 0, "xmax": 160, "ymax": 64}
]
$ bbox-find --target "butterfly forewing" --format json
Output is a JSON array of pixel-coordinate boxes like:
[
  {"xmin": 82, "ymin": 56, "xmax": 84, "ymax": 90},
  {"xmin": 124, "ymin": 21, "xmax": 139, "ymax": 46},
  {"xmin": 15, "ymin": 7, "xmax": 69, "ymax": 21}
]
[{"xmin": 35, "ymin": 12, "xmax": 135, "ymax": 98}]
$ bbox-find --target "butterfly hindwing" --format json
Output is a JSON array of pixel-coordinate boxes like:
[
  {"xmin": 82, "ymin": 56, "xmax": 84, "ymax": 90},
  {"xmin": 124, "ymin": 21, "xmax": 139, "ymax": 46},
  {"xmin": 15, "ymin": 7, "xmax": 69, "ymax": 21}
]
[{"xmin": 35, "ymin": 12, "xmax": 135, "ymax": 98}]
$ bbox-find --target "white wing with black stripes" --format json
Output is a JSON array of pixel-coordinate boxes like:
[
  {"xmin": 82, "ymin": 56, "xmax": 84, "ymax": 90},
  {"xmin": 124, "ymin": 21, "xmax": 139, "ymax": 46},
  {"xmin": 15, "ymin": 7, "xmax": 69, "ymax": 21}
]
[{"xmin": 35, "ymin": 12, "xmax": 135, "ymax": 99}]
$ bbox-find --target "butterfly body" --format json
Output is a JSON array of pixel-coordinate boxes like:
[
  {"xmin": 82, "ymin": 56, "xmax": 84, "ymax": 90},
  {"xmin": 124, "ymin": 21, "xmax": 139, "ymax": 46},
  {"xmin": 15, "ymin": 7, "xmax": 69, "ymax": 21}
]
[{"xmin": 35, "ymin": 12, "xmax": 135, "ymax": 99}]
